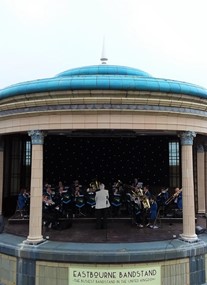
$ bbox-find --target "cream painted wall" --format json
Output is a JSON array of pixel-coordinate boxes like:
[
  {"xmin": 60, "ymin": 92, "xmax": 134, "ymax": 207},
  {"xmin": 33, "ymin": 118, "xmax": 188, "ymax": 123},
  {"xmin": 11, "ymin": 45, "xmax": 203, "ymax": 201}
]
[{"xmin": 0, "ymin": 111, "xmax": 207, "ymax": 135}]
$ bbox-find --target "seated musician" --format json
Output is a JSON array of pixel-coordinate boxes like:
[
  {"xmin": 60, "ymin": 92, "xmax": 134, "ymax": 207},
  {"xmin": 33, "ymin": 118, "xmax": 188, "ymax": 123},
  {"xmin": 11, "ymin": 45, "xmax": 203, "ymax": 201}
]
[
  {"xmin": 42, "ymin": 194, "xmax": 55, "ymax": 207},
  {"xmin": 72, "ymin": 180, "xmax": 83, "ymax": 197},
  {"xmin": 58, "ymin": 180, "xmax": 64, "ymax": 187},
  {"xmin": 112, "ymin": 180, "xmax": 123, "ymax": 195},
  {"xmin": 110, "ymin": 181, "xmax": 123, "ymax": 217},
  {"xmin": 43, "ymin": 181, "xmax": 49, "ymax": 193},
  {"xmin": 54, "ymin": 186, "xmax": 72, "ymax": 217},
  {"xmin": 42, "ymin": 187, "xmax": 60, "ymax": 228},
  {"xmin": 174, "ymin": 187, "xmax": 182, "ymax": 209},
  {"xmin": 74, "ymin": 186, "xmax": 82, "ymax": 198},
  {"xmin": 44, "ymin": 185, "xmax": 55, "ymax": 200},
  {"xmin": 112, "ymin": 182, "xmax": 119, "ymax": 195},
  {"xmin": 132, "ymin": 178, "xmax": 139, "ymax": 188},
  {"xmin": 53, "ymin": 186, "xmax": 65, "ymax": 207},
  {"xmin": 143, "ymin": 185, "xmax": 151, "ymax": 199},
  {"xmin": 71, "ymin": 180, "xmax": 84, "ymax": 217}
]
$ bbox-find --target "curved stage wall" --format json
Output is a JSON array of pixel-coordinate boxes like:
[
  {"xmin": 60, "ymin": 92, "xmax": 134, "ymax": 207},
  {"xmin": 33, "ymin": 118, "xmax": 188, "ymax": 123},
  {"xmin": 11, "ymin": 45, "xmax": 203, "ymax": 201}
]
[{"xmin": 0, "ymin": 232, "xmax": 207, "ymax": 285}]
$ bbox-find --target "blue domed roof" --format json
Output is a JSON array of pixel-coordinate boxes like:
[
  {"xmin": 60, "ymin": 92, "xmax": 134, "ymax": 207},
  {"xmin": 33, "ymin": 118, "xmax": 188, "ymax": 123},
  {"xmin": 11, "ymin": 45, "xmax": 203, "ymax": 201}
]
[
  {"xmin": 56, "ymin": 65, "xmax": 151, "ymax": 77},
  {"xmin": 1, "ymin": 64, "xmax": 207, "ymax": 100}
]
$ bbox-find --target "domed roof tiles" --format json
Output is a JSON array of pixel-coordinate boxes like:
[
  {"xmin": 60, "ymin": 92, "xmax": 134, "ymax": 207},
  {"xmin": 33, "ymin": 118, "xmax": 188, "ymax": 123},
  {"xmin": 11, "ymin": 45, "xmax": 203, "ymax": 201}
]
[{"xmin": 0, "ymin": 64, "xmax": 207, "ymax": 99}]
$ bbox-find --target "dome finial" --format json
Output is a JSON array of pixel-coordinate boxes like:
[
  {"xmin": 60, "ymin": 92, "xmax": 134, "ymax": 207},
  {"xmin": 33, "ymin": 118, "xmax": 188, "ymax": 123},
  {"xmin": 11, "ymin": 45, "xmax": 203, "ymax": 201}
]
[{"xmin": 100, "ymin": 36, "xmax": 108, "ymax": 64}]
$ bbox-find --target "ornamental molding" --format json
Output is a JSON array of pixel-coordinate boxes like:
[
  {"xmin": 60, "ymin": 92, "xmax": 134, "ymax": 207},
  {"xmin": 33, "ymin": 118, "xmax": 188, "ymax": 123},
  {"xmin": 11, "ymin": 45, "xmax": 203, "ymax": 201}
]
[
  {"xmin": 179, "ymin": 131, "xmax": 196, "ymax": 146},
  {"xmin": 28, "ymin": 130, "xmax": 46, "ymax": 145}
]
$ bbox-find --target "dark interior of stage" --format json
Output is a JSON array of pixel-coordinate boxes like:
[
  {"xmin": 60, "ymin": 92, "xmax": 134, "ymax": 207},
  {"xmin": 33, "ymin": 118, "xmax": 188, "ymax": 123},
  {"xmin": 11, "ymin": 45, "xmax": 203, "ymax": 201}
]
[{"xmin": 43, "ymin": 133, "xmax": 173, "ymax": 188}]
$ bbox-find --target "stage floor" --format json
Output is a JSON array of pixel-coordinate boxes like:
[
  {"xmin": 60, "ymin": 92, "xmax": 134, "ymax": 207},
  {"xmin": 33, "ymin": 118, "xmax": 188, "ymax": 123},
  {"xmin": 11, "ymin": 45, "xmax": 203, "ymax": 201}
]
[{"xmin": 4, "ymin": 214, "xmax": 207, "ymax": 243}]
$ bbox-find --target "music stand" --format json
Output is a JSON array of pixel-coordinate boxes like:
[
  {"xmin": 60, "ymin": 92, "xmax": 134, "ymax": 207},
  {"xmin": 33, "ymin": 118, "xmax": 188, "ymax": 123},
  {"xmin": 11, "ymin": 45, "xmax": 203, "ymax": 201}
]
[{"xmin": 75, "ymin": 195, "xmax": 86, "ymax": 217}]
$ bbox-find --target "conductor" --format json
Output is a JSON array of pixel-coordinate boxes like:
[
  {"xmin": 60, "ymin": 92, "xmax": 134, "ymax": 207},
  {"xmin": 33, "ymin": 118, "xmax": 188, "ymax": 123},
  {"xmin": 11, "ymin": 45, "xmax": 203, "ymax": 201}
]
[{"xmin": 95, "ymin": 183, "xmax": 110, "ymax": 229}]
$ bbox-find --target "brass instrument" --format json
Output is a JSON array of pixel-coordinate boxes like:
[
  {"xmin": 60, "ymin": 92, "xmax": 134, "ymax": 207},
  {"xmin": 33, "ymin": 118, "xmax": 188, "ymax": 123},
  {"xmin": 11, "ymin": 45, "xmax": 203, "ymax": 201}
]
[
  {"xmin": 123, "ymin": 183, "xmax": 151, "ymax": 209},
  {"xmin": 89, "ymin": 180, "xmax": 100, "ymax": 192},
  {"xmin": 165, "ymin": 188, "xmax": 182, "ymax": 205},
  {"xmin": 131, "ymin": 189, "xmax": 150, "ymax": 209},
  {"xmin": 141, "ymin": 195, "xmax": 151, "ymax": 209},
  {"xmin": 131, "ymin": 190, "xmax": 140, "ymax": 199}
]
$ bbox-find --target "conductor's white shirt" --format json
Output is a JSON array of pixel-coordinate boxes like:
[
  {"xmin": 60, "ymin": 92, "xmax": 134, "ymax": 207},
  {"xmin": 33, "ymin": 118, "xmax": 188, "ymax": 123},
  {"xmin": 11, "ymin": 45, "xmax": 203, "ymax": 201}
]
[{"xmin": 95, "ymin": 184, "xmax": 110, "ymax": 209}]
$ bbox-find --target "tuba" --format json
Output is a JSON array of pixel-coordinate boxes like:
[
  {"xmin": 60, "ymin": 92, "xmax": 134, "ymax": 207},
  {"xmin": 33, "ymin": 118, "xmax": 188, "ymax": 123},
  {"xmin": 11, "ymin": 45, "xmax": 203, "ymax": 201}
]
[
  {"xmin": 131, "ymin": 189, "xmax": 150, "ymax": 209},
  {"xmin": 141, "ymin": 195, "xmax": 151, "ymax": 209},
  {"xmin": 89, "ymin": 180, "xmax": 100, "ymax": 192}
]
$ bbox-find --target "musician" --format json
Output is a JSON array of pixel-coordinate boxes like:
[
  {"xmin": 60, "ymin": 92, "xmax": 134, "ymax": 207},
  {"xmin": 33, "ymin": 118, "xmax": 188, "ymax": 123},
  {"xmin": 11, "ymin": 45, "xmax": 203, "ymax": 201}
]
[
  {"xmin": 53, "ymin": 186, "xmax": 65, "ymax": 206},
  {"xmin": 17, "ymin": 188, "xmax": 30, "ymax": 217},
  {"xmin": 132, "ymin": 196, "xmax": 144, "ymax": 228},
  {"xmin": 58, "ymin": 180, "xmax": 64, "ymax": 188},
  {"xmin": 132, "ymin": 178, "xmax": 139, "ymax": 188},
  {"xmin": 174, "ymin": 187, "xmax": 182, "ymax": 209},
  {"xmin": 147, "ymin": 196, "xmax": 158, "ymax": 229},
  {"xmin": 95, "ymin": 183, "xmax": 110, "ymax": 229},
  {"xmin": 42, "ymin": 185, "xmax": 60, "ymax": 228},
  {"xmin": 53, "ymin": 186, "xmax": 72, "ymax": 218},
  {"xmin": 44, "ymin": 185, "xmax": 54, "ymax": 200},
  {"xmin": 143, "ymin": 185, "xmax": 151, "ymax": 199},
  {"xmin": 56, "ymin": 180, "xmax": 64, "ymax": 192},
  {"xmin": 112, "ymin": 180, "xmax": 123, "ymax": 195},
  {"xmin": 72, "ymin": 180, "xmax": 83, "ymax": 197},
  {"xmin": 157, "ymin": 187, "xmax": 169, "ymax": 208},
  {"xmin": 141, "ymin": 185, "xmax": 151, "ymax": 226}
]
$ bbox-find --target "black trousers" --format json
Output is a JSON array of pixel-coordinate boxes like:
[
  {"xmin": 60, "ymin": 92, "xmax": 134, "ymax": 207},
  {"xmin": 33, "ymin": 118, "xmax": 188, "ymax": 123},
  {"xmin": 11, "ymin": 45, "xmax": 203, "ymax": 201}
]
[{"xmin": 95, "ymin": 208, "xmax": 108, "ymax": 229}]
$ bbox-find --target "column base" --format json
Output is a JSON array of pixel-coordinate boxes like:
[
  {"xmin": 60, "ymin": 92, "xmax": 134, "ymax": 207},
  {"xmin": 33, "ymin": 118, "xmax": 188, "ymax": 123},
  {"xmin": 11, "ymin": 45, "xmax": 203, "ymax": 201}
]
[
  {"xmin": 197, "ymin": 210, "xmax": 205, "ymax": 214},
  {"xmin": 24, "ymin": 235, "xmax": 45, "ymax": 245},
  {"xmin": 179, "ymin": 233, "xmax": 198, "ymax": 243}
]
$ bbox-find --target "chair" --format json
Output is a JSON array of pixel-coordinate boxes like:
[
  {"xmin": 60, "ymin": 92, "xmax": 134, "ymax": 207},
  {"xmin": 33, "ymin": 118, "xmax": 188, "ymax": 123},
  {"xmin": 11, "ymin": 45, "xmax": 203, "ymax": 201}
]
[{"xmin": 75, "ymin": 195, "xmax": 86, "ymax": 217}]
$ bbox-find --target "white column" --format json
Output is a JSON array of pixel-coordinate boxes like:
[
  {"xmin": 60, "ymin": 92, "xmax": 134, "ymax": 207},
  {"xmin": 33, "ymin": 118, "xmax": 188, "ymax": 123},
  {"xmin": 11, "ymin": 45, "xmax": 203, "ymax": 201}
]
[
  {"xmin": 179, "ymin": 131, "xmax": 198, "ymax": 242},
  {"xmin": 0, "ymin": 137, "xmax": 4, "ymax": 216},
  {"xmin": 204, "ymin": 144, "xmax": 207, "ymax": 216},
  {"xmin": 197, "ymin": 144, "xmax": 205, "ymax": 214},
  {"xmin": 25, "ymin": 130, "xmax": 45, "ymax": 244}
]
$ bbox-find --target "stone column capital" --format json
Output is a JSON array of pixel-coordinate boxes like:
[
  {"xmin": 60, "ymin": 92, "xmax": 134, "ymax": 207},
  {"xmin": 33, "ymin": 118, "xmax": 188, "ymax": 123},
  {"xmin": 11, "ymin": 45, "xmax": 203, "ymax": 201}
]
[
  {"xmin": 179, "ymin": 131, "xmax": 196, "ymax": 146},
  {"xmin": 203, "ymin": 144, "xmax": 207, "ymax": 152},
  {"xmin": 28, "ymin": 130, "xmax": 46, "ymax": 145}
]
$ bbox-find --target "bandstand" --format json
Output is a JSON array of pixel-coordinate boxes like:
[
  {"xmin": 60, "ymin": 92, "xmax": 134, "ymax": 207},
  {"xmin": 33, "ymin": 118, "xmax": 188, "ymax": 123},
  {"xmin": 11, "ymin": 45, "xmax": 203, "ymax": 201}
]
[{"xmin": 0, "ymin": 63, "xmax": 207, "ymax": 285}]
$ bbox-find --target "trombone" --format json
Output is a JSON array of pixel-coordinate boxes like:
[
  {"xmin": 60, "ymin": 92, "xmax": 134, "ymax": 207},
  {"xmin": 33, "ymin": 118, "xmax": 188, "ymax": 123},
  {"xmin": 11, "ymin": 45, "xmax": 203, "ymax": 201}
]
[{"xmin": 165, "ymin": 188, "xmax": 182, "ymax": 205}]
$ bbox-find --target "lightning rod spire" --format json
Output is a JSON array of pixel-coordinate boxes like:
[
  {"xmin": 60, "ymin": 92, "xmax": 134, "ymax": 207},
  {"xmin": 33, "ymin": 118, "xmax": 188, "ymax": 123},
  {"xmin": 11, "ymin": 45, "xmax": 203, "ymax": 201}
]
[{"xmin": 100, "ymin": 36, "xmax": 108, "ymax": 64}]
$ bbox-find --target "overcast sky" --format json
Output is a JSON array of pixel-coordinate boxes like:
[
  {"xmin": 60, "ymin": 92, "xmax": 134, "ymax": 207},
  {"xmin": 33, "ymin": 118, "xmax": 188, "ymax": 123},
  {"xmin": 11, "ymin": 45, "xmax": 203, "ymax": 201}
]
[{"xmin": 0, "ymin": 0, "xmax": 207, "ymax": 89}]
